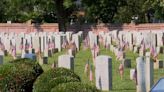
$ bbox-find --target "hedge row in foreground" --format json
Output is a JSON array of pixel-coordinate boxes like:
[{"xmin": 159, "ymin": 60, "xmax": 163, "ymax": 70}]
[
  {"xmin": 33, "ymin": 67, "xmax": 100, "ymax": 92},
  {"xmin": 51, "ymin": 82, "xmax": 100, "ymax": 92},
  {"xmin": 33, "ymin": 68, "xmax": 81, "ymax": 92},
  {"xmin": 0, "ymin": 58, "xmax": 100, "ymax": 92},
  {"xmin": 0, "ymin": 58, "xmax": 43, "ymax": 92}
]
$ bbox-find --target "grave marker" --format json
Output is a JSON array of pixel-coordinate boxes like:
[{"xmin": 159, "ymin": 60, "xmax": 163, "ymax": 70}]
[
  {"xmin": 136, "ymin": 57, "xmax": 146, "ymax": 92},
  {"xmin": 58, "ymin": 55, "xmax": 74, "ymax": 70},
  {"xmin": 95, "ymin": 55, "xmax": 112, "ymax": 91},
  {"xmin": 145, "ymin": 52, "xmax": 154, "ymax": 92}
]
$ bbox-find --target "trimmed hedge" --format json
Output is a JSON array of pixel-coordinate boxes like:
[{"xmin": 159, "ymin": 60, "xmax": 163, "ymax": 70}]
[
  {"xmin": 33, "ymin": 68, "xmax": 81, "ymax": 92},
  {"xmin": 10, "ymin": 58, "xmax": 43, "ymax": 77},
  {"xmin": 51, "ymin": 82, "xmax": 101, "ymax": 92},
  {"xmin": 0, "ymin": 58, "xmax": 43, "ymax": 92}
]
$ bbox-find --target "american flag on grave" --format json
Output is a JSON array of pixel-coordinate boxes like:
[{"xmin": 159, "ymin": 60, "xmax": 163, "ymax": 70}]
[
  {"xmin": 11, "ymin": 45, "xmax": 16, "ymax": 59},
  {"xmin": 162, "ymin": 35, "xmax": 164, "ymax": 45},
  {"xmin": 30, "ymin": 40, "xmax": 33, "ymax": 49},
  {"xmin": 19, "ymin": 39, "xmax": 24, "ymax": 50},
  {"xmin": 98, "ymin": 35, "xmax": 103, "ymax": 45},
  {"xmin": 117, "ymin": 49, "xmax": 123, "ymax": 61},
  {"xmin": 133, "ymin": 68, "xmax": 138, "ymax": 85},
  {"xmin": 25, "ymin": 40, "xmax": 30, "ymax": 50},
  {"xmin": 140, "ymin": 38, "xmax": 144, "ymax": 45},
  {"xmin": 48, "ymin": 40, "xmax": 51, "ymax": 50},
  {"xmin": 84, "ymin": 60, "xmax": 89, "ymax": 74},
  {"xmin": 50, "ymin": 42, "xmax": 55, "ymax": 49},
  {"xmin": 92, "ymin": 43, "xmax": 99, "ymax": 59},
  {"xmin": 89, "ymin": 64, "xmax": 93, "ymax": 81},
  {"xmin": 0, "ymin": 42, "xmax": 5, "ymax": 51},
  {"xmin": 140, "ymin": 39, "xmax": 146, "ymax": 51},
  {"xmin": 83, "ymin": 37, "xmax": 89, "ymax": 49},
  {"xmin": 62, "ymin": 39, "xmax": 68, "ymax": 49},
  {"xmin": 150, "ymin": 45, "xmax": 158, "ymax": 62}
]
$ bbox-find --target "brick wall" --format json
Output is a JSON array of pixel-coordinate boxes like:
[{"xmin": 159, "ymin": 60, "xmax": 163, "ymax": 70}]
[
  {"xmin": 0, "ymin": 23, "xmax": 164, "ymax": 34},
  {"xmin": 0, "ymin": 23, "xmax": 59, "ymax": 33}
]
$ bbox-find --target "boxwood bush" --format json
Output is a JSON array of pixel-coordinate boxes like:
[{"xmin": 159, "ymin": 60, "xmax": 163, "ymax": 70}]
[
  {"xmin": 0, "ymin": 58, "xmax": 43, "ymax": 92},
  {"xmin": 33, "ymin": 68, "xmax": 81, "ymax": 92},
  {"xmin": 10, "ymin": 58, "xmax": 43, "ymax": 77},
  {"xmin": 51, "ymin": 82, "xmax": 100, "ymax": 92}
]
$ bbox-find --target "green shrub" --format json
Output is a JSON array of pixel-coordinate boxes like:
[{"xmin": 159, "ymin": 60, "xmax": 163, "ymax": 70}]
[
  {"xmin": 0, "ymin": 58, "xmax": 43, "ymax": 92},
  {"xmin": 10, "ymin": 58, "xmax": 43, "ymax": 77},
  {"xmin": 33, "ymin": 68, "xmax": 81, "ymax": 92},
  {"xmin": 51, "ymin": 82, "xmax": 100, "ymax": 92},
  {"xmin": 9, "ymin": 58, "xmax": 35, "ymax": 63}
]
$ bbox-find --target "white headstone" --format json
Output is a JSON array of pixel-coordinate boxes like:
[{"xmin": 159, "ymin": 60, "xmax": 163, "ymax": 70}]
[
  {"xmin": 136, "ymin": 57, "xmax": 146, "ymax": 92},
  {"xmin": 55, "ymin": 35, "xmax": 62, "ymax": 52},
  {"xmin": 58, "ymin": 55, "xmax": 74, "ymax": 70},
  {"xmin": 72, "ymin": 34, "xmax": 80, "ymax": 51},
  {"xmin": 95, "ymin": 55, "xmax": 112, "ymax": 91},
  {"xmin": 145, "ymin": 52, "xmax": 154, "ymax": 92}
]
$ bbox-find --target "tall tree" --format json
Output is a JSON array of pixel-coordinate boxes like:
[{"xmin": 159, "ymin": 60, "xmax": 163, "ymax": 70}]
[
  {"xmin": 82, "ymin": 0, "xmax": 126, "ymax": 23},
  {"xmin": 114, "ymin": 0, "xmax": 164, "ymax": 23},
  {"xmin": 0, "ymin": 0, "xmax": 76, "ymax": 31},
  {"xmin": 54, "ymin": 0, "xmax": 76, "ymax": 32},
  {"xmin": 113, "ymin": 0, "xmax": 144, "ymax": 23},
  {"xmin": 0, "ymin": 0, "xmax": 7, "ymax": 22}
]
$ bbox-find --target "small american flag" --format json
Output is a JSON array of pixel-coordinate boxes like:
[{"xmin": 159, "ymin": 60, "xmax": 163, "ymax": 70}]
[
  {"xmin": 25, "ymin": 43, "xmax": 29, "ymax": 50},
  {"xmin": 140, "ymin": 41, "xmax": 145, "ymax": 52},
  {"xmin": 150, "ymin": 45, "xmax": 155, "ymax": 56},
  {"xmin": 84, "ymin": 60, "xmax": 89, "ymax": 74},
  {"xmin": 95, "ymin": 44, "xmax": 100, "ymax": 56},
  {"xmin": 133, "ymin": 68, "xmax": 137, "ymax": 85},
  {"xmin": 50, "ymin": 42, "xmax": 54, "ymax": 49},
  {"xmin": 30, "ymin": 43, "xmax": 33, "ymax": 49},
  {"xmin": 12, "ymin": 46, "xmax": 16, "ymax": 59},
  {"xmin": 141, "ymin": 38, "xmax": 144, "ymax": 45},
  {"xmin": 162, "ymin": 36, "xmax": 164, "ymax": 45},
  {"xmin": 119, "ymin": 63, "xmax": 124, "ymax": 80},
  {"xmin": 19, "ymin": 41, "xmax": 24, "ymax": 50},
  {"xmin": 150, "ymin": 45, "xmax": 158, "ymax": 62},
  {"xmin": 119, "ymin": 63, "xmax": 124, "ymax": 72},
  {"xmin": 62, "ymin": 39, "xmax": 68, "ymax": 49},
  {"xmin": 89, "ymin": 64, "xmax": 93, "ymax": 81},
  {"xmin": 117, "ymin": 49, "xmax": 123, "ymax": 61},
  {"xmin": 0, "ymin": 43, "xmax": 5, "ymax": 51},
  {"xmin": 83, "ymin": 37, "xmax": 89, "ymax": 48},
  {"xmin": 92, "ymin": 43, "xmax": 99, "ymax": 58}
]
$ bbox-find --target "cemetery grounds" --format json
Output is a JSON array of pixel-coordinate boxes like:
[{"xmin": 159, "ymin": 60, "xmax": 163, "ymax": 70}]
[{"xmin": 3, "ymin": 44, "xmax": 164, "ymax": 92}]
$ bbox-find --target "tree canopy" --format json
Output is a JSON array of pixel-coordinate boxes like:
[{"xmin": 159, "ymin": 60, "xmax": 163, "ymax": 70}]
[{"xmin": 0, "ymin": 0, "xmax": 164, "ymax": 31}]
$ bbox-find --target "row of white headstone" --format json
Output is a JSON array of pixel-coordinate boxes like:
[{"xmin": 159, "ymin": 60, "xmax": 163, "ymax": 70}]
[
  {"xmin": 0, "ymin": 31, "xmax": 83, "ymax": 65},
  {"xmin": 0, "ymin": 31, "xmax": 83, "ymax": 53},
  {"xmin": 58, "ymin": 30, "xmax": 164, "ymax": 91}
]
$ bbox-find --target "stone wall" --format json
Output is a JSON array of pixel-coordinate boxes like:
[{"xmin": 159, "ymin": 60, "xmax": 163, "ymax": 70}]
[
  {"xmin": 0, "ymin": 23, "xmax": 59, "ymax": 33},
  {"xmin": 0, "ymin": 23, "xmax": 164, "ymax": 34}
]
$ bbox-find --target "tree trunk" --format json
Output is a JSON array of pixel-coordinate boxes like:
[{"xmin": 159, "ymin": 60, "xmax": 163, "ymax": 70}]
[{"xmin": 55, "ymin": 0, "xmax": 66, "ymax": 32}]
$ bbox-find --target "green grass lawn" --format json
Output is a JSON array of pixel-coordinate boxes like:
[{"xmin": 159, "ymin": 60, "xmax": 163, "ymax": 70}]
[
  {"xmin": 72, "ymin": 45, "xmax": 164, "ymax": 92},
  {"xmin": 74, "ymin": 45, "xmax": 137, "ymax": 92},
  {"xmin": 2, "ymin": 45, "xmax": 164, "ymax": 92}
]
